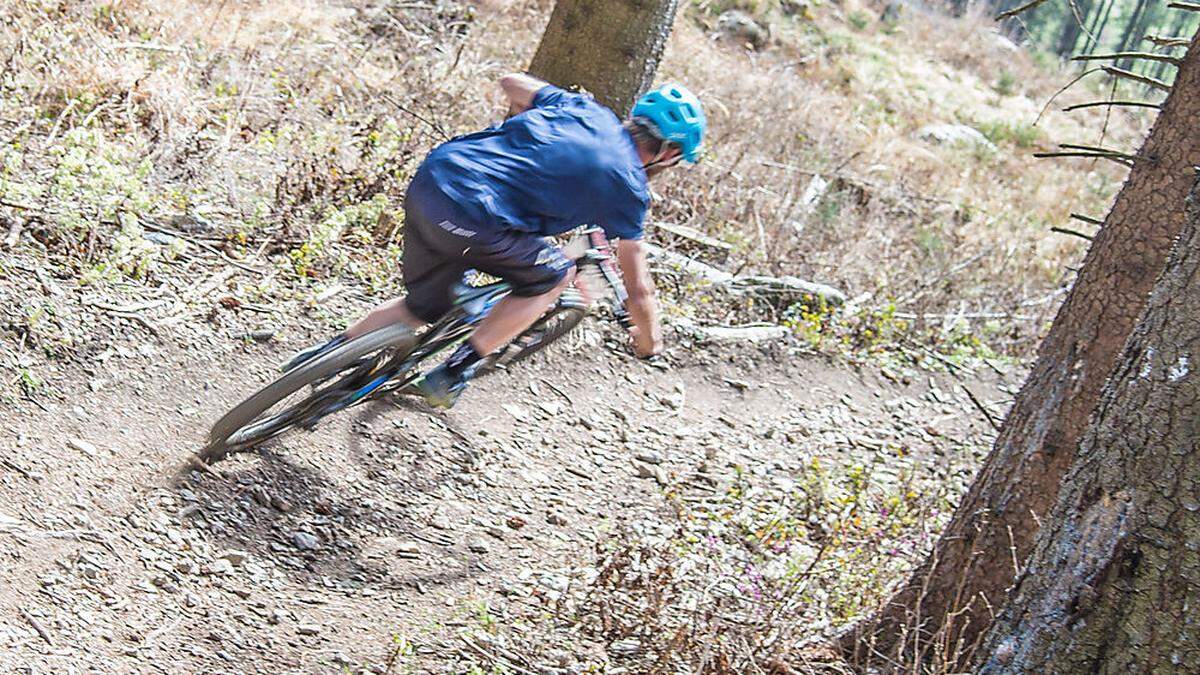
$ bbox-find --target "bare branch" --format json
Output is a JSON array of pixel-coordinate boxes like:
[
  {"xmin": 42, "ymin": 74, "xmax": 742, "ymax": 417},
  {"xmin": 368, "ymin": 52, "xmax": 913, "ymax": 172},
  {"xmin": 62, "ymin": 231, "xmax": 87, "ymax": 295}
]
[
  {"xmin": 1033, "ymin": 151, "xmax": 1134, "ymax": 167},
  {"xmin": 1101, "ymin": 66, "xmax": 1172, "ymax": 92},
  {"xmin": 1035, "ymin": 67, "xmax": 1104, "ymax": 125},
  {"xmin": 1059, "ymin": 142, "xmax": 1137, "ymax": 156},
  {"xmin": 1073, "ymin": 52, "xmax": 1182, "ymax": 66},
  {"xmin": 1067, "ymin": 0, "xmax": 1094, "ymax": 41},
  {"xmin": 1143, "ymin": 34, "xmax": 1192, "ymax": 47},
  {"xmin": 996, "ymin": 0, "xmax": 1052, "ymax": 20},
  {"xmin": 1069, "ymin": 213, "xmax": 1105, "ymax": 225},
  {"xmin": 1062, "ymin": 99, "xmax": 1161, "ymax": 112},
  {"xmin": 1167, "ymin": 1, "xmax": 1200, "ymax": 11},
  {"xmin": 1051, "ymin": 226, "xmax": 1094, "ymax": 241}
]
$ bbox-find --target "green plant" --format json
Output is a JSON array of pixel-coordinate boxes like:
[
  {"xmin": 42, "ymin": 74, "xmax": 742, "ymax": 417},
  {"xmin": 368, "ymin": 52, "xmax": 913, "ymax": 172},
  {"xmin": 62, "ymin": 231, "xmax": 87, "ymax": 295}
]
[
  {"xmin": 976, "ymin": 120, "xmax": 1042, "ymax": 148},
  {"xmin": 994, "ymin": 70, "xmax": 1018, "ymax": 96}
]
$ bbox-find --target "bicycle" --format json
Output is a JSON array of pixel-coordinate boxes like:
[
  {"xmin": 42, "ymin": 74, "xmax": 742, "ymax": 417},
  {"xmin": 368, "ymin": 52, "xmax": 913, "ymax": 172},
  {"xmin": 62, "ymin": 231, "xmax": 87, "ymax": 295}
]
[{"xmin": 200, "ymin": 227, "xmax": 630, "ymax": 463}]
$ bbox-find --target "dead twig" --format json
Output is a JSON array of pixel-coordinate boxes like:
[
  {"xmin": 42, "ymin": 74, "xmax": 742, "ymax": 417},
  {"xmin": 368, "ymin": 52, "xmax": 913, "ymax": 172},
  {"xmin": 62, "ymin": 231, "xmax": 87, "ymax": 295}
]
[
  {"xmin": 1069, "ymin": 213, "xmax": 1104, "ymax": 226},
  {"xmin": 19, "ymin": 608, "xmax": 53, "ymax": 646},
  {"xmin": 1051, "ymin": 226, "xmax": 1092, "ymax": 240},
  {"xmin": 459, "ymin": 635, "xmax": 539, "ymax": 675},
  {"xmin": 1143, "ymin": 34, "xmax": 1192, "ymax": 48},
  {"xmin": 995, "ymin": 0, "xmax": 1051, "ymax": 20},
  {"xmin": 1062, "ymin": 99, "xmax": 1160, "ymax": 112},
  {"xmin": 1101, "ymin": 66, "xmax": 1171, "ymax": 92},
  {"xmin": 1034, "ymin": 68, "xmax": 1103, "ymax": 125},
  {"xmin": 1167, "ymin": 1, "xmax": 1200, "ymax": 10},
  {"xmin": 1033, "ymin": 151, "xmax": 1133, "ymax": 167},
  {"xmin": 1072, "ymin": 51, "xmax": 1183, "ymax": 66}
]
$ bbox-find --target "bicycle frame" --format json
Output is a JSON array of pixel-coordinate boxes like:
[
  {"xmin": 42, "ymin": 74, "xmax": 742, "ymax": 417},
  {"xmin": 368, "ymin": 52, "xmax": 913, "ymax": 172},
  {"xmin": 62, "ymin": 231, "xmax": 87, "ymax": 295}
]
[{"xmin": 356, "ymin": 226, "xmax": 629, "ymax": 402}]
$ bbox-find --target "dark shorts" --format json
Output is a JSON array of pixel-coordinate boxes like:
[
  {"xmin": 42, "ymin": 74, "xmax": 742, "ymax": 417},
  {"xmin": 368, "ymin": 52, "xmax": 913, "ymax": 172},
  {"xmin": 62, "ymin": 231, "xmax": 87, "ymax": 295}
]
[{"xmin": 401, "ymin": 175, "xmax": 572, "ymax": 323}]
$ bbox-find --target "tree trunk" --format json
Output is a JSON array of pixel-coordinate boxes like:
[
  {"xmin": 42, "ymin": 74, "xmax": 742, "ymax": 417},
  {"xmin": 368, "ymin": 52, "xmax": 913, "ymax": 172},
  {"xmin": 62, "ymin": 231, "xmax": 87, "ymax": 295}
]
[
  {"xmin": 976, "ymin": 172, "xmax": 1200, "ymax": 673},
  {"xmin": 843, "ymin": 34, "xmax": 1200, "ymax": 671},
  {"xmin": 527, "ymin": 0, "xmax": 681, "ymax": 116}
]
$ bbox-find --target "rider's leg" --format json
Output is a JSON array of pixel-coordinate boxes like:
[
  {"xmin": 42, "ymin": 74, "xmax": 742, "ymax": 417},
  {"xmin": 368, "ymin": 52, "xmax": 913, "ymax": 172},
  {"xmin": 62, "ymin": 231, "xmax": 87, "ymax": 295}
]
[
  {"xmin": 468, "ymin": 269, "xmax": 574, "ymax": 354},
  {"xmin": 345, "ymin": 297, "xmax": 425, "ymax": 339},
  {"xmin": 416, "ymin": 232, "xmax": 573, "ymax": 408},
  {"xmin": 283, "ymin": 187, "xmax": 455, "ymax": 372}
]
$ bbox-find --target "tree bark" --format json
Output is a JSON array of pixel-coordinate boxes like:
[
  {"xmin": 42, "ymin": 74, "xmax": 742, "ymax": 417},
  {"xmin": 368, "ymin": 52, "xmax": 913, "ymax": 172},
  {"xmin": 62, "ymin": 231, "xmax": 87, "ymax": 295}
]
[
  {"xmin": 843, "ymin": 34, "xmax": 1200, "ymax": 671},
  {"xmin": 976, "ymin": 172, "xmax": 1200, "ymax": 673},
  {"xmin": 527, "ymin": 0, "xmax": 681, "ymax": 116}
]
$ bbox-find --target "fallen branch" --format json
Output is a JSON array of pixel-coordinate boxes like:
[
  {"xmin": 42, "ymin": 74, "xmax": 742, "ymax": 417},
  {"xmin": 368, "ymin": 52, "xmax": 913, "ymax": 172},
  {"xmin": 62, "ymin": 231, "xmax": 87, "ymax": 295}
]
[
  {"xmin": 961, "ymin": 385, "xmax": 1001, "ymax": 431},
  {"xmin": 653, "ymin": 221, "xmax": 734, "ymax": 255},
  {"xmin": 1050, "ymin": 226, "xmax": 1094, "ymax": 241},
  {"xmin": 19, "ymin": 608, "xmax": 53, "ymax": 646},
  {"xmin": 995, "ymin": 0, "xmax": 1051, "ymax": 20},
  {"xmin": 1069, "ymin": 213, "xmax": 1104, "ymax": 226},
  {"xmin": 726, "ymin": 275, "xmax": 848, "ymax": 306},
  {"xmin": 1167, "ymin": 1, "xmax": 1200, "ymax": 10},
  {"xmin": 1062, "ymin": 99, "xmax": 1160, "ymax": 112},
  {"xmin": 1101, "ymin": 66, "xmax": 1171, "ymax": 92},
  {"xmin": 459, "ymin": 635, "xmax": 539, "ymax": 675},
  {"xmin": 1072, "ymin": 51, "xmax": 1182, "ymax": 66},
  {"xmin": 893, "ymin": 311, "xmax": 1039, "ymax": 322}
]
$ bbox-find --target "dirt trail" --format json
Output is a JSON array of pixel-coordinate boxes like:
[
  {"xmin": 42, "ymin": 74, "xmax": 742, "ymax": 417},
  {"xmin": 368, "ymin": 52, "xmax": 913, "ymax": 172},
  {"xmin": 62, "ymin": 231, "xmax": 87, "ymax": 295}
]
[{"xmin": 0, "ymin": 314, "xmax": 1012, "ymax": 673}]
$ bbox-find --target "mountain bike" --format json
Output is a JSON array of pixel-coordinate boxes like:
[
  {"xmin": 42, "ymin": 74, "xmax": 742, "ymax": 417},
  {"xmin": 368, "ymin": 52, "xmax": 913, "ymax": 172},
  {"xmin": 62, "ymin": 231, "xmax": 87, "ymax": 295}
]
[{"xmin": 200, "ymin": 227, "xmax": 630, "ymax": 463}]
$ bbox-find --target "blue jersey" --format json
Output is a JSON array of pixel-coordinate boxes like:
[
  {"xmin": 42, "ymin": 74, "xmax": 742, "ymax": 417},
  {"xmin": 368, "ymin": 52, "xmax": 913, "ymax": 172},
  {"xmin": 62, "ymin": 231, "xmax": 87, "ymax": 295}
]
[{"xmin": 414, "ymin": 85, "xmax": 650, "ymax": 241}]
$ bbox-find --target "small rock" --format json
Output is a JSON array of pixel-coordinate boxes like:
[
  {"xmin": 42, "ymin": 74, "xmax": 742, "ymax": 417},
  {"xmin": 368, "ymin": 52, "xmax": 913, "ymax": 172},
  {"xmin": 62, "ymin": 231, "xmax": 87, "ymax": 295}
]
[
  {"xmin": 69, "ymin": 438, "xmax": 98, "ymax": 457},
  {"xmin": 297, "ymin": 623, "xmax": 321, "ymax": 636},
  {"xmin": 468, "ymin": 539, "xmax": 490, "ymax": 555},
  {"xmin": 634, "ymin": 462, "xmax": 668, "ymax": 485},
  {"xmin": 251, "ymin": 486, "xmax": 271, "ymax": 507},
  {"xmin": 717, "ymin": 9, "xmax": 769, "ymax": 50},
  {"xmin": 635, "ymin": 450, "xmax": 664, "ymax": 465},
  {"xmin": 395, "ymin": 541, "xmax": 421, "ymax": 556},
  {"xmin": 546, "ymin": 511, "xmax": 569, "ymax": 526},
  {"xmin": 270, "ymin": 495, "xmax": 292, "ymax": 513},
  {"xmin": 724, "ymin": 378, "xmax": 751, "ymax": 392},
  {"xmin": 917, "ymin": 124, "xmax": 997, "ymax": 153},
  {"xmin": 292, "ymin": 532, "xmax": 320, "ymax": 551},
  {"xmin": 506, "ymin": 515, "xmax": 527, "ymax": 530},
  {"xmin": 250, "ymin": 329, "xmax": 276, "ymax": 343},
  {"xmin": 220, "ymin": 550, "xmax": 249, "ymax": 566}
]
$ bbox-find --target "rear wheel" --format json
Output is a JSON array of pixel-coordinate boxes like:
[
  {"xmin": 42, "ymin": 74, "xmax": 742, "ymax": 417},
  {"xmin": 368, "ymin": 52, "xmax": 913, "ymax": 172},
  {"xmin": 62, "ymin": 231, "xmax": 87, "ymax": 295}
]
[{"xmin": 201, "ymin": 323, "xmax": 417, "ymax": 463}]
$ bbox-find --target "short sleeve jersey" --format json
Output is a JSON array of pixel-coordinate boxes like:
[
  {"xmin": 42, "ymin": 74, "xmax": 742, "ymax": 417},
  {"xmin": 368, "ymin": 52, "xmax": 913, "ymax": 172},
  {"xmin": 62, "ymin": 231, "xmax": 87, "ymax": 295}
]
[{"xmin": 417, "ymin": 85, "xmax": 650, "ymax": 241}]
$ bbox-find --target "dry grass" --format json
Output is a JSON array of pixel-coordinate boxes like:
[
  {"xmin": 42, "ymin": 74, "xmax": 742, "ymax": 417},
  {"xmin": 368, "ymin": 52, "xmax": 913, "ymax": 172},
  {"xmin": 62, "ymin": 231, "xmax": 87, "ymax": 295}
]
[{"xmin": 0, "ymin": 0, "xmax": 1149, "ymax": 363}]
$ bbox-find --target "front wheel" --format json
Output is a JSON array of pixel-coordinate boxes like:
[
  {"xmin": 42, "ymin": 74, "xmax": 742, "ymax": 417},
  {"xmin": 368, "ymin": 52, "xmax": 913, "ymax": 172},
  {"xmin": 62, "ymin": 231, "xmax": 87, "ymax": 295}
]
[
  {"xmin": 201, "ymin": 323, "xmax": 417, "ymax": 463},
  {"xmin": 483, "ymin": 293, "xmax": 587, "ymax": 372}
]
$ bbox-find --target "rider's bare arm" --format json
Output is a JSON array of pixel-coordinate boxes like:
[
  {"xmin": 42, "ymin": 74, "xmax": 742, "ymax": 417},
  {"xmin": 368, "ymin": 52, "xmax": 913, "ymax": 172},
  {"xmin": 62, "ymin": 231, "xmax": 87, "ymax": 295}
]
[
  {"xmin": 499, "ymin": 73, "xmax": 548, "ymax": 117},
  {"xmin": 616, "ymin": 238, "xmax": 663, "ymax": 357}
]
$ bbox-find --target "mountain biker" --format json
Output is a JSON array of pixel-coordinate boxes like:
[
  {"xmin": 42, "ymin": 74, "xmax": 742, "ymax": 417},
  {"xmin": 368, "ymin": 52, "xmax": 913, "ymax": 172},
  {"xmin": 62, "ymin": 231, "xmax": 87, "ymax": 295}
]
[{"xmin": 286, "ymin": 73, "xmax": 707, "ymax": 408}]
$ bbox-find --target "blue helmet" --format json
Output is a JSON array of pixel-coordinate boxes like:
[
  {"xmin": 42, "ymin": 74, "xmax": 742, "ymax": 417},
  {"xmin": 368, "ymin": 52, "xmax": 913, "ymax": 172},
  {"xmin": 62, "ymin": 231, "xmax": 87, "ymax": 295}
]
[{"xmin": 631, "ymin": 83, "xmax": 707, "ymax": 163}]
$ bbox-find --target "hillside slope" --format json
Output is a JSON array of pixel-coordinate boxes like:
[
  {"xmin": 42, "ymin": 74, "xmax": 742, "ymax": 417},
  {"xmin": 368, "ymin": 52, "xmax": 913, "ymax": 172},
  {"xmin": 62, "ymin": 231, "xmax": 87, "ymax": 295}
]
[{"xmin": 0, "ymin": 0, "xmax": 1153, "ymax": 671}]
